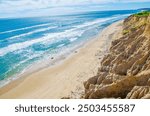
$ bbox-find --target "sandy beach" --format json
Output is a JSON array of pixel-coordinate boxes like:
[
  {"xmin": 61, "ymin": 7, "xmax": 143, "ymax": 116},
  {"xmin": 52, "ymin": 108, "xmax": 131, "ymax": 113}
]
[{"xmin": 0, "ymin": 20, "xmax": 123, "ymax": 99}]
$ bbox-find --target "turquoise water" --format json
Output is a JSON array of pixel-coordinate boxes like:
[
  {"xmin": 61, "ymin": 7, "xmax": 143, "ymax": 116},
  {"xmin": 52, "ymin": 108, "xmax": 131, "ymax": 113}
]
[{"xmin": 0, "ymin": 10, "xmax": 138, "ymax": 86}]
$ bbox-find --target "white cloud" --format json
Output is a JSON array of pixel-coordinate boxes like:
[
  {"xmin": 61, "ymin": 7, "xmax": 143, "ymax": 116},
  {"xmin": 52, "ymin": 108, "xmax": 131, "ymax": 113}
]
[
  {"xmin": 2, "ymin": 0, "xmax": 150, "ymax": 10},
  {"xmin": 1, "ymin": 0, "xmax": 150, "ymax": 8},
  {"xmin": 0, "ymin": 0, "xmax": 150, "ymax": 18}
]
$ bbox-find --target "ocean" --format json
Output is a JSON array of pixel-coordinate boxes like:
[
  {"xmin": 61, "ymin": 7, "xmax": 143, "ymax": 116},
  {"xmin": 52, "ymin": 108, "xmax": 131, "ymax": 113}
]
[{"xmin": 0, "ymin": 10, "xmax": 138, "ymax": 87}]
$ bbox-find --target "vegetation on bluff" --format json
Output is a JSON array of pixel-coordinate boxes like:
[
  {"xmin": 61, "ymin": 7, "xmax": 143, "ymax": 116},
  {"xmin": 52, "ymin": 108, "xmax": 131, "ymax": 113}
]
[
  {"xmin": 134, "ymin": 11, "xmax": 150, "ymax": 17},
  {"xmin": 83, "ymin": 12, "xmax": 150, "ymax": 99}
]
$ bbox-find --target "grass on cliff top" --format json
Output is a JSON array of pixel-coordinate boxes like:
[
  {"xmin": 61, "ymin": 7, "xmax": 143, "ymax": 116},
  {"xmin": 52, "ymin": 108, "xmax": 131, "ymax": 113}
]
[{"xmin": 134, "ymin": 11, "xmax": 150, "ymax": 17}]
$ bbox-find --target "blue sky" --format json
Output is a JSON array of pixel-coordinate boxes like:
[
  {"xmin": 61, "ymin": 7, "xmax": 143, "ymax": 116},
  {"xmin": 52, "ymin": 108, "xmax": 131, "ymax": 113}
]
[{"xmin": 0, "ymin": 0, "xmax": 150, "ymax": 18}]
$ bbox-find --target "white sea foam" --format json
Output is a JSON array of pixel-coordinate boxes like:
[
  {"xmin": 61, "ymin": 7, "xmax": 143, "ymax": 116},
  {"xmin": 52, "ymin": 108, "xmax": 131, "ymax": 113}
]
[
  {"xmin": 0, "ymin": 53, "xmax": 39, "ymax": 87},
  {"xmin": 57, "ymin": 44, "xmax": 65, "ymax": 48},
  {"xmin": 69, "ymin": 37, "xmax": 78, "ymax": 42},
  {"xmin": 0, "ymin": 23, "xmax": 53, "ymax": 34},
  {"xmin": 0, "ymin": 40, "xmax": 38, "ymax": 56},
  {"xmin": 73, "ymin": 16, "xmax": 118, "ymax": 29},
  {"xmin": 0, "ymin": 29, "xmax": 84, "ymax": 56},
  {"xmin": 4, "ymin": 26, "xmax": 57, "ymax": 40},
  {"xmin": 0, "ymin": 15, "xmax": 123, "ymax": 57}
]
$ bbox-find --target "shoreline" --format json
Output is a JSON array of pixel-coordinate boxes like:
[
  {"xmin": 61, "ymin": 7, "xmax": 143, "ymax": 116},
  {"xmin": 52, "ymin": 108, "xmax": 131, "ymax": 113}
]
[
  {"xmin": 0, "ymin": 20, "xmax": 123, "ymax": 99},
  {"xmin": 0, "ymin": 39, "xmax": 93, "ymax": 88}
]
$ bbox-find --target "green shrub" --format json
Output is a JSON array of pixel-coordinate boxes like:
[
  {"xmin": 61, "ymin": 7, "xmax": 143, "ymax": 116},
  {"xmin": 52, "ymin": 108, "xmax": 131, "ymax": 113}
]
[{"xmin": 134, "ymin": 11, "xmax": 150, "ymax": 17}]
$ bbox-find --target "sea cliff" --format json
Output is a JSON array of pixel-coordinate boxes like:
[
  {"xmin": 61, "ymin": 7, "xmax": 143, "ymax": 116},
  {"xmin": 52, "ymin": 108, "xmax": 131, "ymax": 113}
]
[{"xmin": 83, "ymin": 11, "xmax": 150, "ymax": 99}]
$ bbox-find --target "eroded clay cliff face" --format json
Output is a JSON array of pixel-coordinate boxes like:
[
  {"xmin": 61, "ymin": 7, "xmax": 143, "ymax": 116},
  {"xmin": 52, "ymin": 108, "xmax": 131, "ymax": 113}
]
[{"xmin": 84, "ymin": 14, "xmax": 150, "ymax": 99}]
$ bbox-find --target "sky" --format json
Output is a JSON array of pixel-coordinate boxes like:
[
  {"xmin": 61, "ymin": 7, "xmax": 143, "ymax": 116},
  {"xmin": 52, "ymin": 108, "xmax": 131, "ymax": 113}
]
[{"xmin": 0, "ymin": 0, "xmax": 150, "ymax": 18}]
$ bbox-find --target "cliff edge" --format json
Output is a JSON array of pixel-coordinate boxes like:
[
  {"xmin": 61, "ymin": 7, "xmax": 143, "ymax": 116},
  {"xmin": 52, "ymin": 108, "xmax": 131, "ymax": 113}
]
[{"xmin": 83, "ymin": 11, "xmax": 150, "ymax": 99}]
